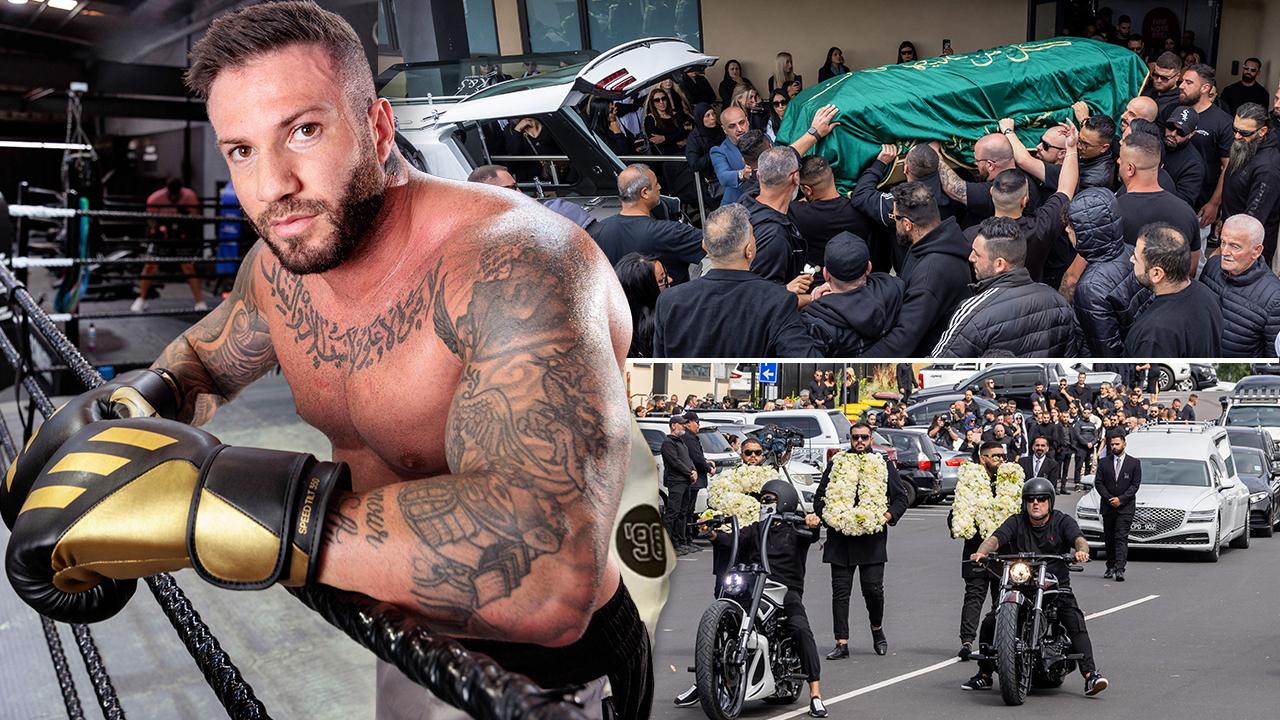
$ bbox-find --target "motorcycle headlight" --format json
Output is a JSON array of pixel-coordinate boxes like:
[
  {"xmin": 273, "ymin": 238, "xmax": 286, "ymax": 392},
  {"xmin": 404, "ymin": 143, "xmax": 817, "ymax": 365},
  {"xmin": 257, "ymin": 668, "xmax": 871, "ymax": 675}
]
[
  {"xmin": 1009, "ymin": 562, "xmax": 1033, "ymax": 584},
  {"xmin": 721, "ymin": 572, "xmax": 747, "ymax": 595},
  {"xmin": 1250, "ymin": 492, "xmax": 1269, "ymax": 505}
]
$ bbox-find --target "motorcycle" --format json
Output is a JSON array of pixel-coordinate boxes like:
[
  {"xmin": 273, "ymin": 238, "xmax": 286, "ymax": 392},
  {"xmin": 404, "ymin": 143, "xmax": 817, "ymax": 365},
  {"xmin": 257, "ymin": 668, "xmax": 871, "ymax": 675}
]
[
  {"xmin": 973, "ymin": 553, "xmax": 1085, "ymax": 705},
  {"xmin": 693, "ymin": 507, "xmax": 810, "ymax": 720}
]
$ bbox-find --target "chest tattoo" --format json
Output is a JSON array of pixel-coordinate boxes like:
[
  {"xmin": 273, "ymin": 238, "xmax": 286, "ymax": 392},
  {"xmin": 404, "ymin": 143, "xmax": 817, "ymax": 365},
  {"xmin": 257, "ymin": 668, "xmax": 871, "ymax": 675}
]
[{"xmin": 263, "ymin": 259, "xmax": 444, "ymax": 373}]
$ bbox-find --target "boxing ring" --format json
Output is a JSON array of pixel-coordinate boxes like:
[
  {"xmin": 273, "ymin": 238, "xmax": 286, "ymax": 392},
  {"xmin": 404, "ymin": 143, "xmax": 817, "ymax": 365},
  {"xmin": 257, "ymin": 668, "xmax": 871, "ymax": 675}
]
[{"xmin": 0, "ymin": 189, "xmax": 593, "ymax": 719}]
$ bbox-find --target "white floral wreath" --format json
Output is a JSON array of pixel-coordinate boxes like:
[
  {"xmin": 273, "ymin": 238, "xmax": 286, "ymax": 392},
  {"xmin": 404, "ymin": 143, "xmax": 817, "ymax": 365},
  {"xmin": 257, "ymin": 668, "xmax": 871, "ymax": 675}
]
[
  {"xmin": 820, "ymin": 451, "xmax": 890, "ymax": 537},
  {"xmin": 703, "ymin": 463, "xmax": 776, "ymax": 528},
  {"xmin": 951, "ymin": 461, "xmax": 1024, "ymax": 539}
]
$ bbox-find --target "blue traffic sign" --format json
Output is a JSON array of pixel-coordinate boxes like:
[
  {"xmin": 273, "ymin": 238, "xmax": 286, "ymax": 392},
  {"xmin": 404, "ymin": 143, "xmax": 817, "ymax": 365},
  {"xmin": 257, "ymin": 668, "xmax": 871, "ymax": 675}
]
[{"xmin": 758, "ymin": 363, "xmax": 778, "ymax": 384}]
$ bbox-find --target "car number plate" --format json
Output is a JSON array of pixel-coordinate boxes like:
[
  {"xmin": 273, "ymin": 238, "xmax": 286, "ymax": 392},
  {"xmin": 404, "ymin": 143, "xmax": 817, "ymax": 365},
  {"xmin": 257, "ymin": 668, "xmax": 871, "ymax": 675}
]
[{"xmin": 1133, "ymin": 521, "xmax": 1156, "ymax": 532}]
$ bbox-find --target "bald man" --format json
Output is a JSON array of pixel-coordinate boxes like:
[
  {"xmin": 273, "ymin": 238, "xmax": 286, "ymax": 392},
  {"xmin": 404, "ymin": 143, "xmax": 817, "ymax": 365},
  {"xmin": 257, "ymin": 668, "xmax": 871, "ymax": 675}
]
[
  {"xmin": 935, "ymin": 133, "xmax": 1047, "ymax": 223},
  {"xmin": 711, "ymin": 106, "xmax": 752, "ymax": 203},
  {"xmin": 1115, "ymin": 132, "xmax": 1202, "ymax": 273},
  {"xmin": 590, "ymin": 163, "xmax": 705, "ymax": 284},
  {"xmin": 1199, "ymin": 214, "xmax": 1280, "ymax": 356},
  {"xmin": 1120, "ymin": 96, "xmax": 1158, "ymax": 133}
]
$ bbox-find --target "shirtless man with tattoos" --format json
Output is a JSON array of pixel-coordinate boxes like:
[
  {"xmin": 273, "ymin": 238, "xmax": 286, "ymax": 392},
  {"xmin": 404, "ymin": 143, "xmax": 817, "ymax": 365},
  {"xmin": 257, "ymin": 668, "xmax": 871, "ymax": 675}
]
[{"xmin": 1, "ymin": 2, "xmax": 650, "ymax": 718}]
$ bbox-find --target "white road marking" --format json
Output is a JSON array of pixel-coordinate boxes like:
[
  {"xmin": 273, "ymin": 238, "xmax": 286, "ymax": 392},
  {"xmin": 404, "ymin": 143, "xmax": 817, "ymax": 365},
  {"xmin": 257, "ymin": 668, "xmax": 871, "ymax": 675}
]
[{"xmin": 762, "ymin": 594, "xmax": 1159, "ymax": 719}]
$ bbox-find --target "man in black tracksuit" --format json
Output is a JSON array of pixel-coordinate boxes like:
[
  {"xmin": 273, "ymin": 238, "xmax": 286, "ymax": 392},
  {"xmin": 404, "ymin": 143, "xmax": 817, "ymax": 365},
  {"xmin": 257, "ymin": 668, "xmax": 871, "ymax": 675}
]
[
  {"xmin": 1216, "ymin": 104, "xmax": 1280, "ymax": 264},
  {"xmin": 1070, "ymin": 410, "xmax": 1099, "ymax": 488},
  {"xmin": 800, "ymin": 232, "xmax": 905, "ymax": 356},
  {"xmin": 965, "ymin": 477, "xmax": 1109, "ymax": 697},
  {"xmin": 863, "ymin": 182, "xmax": 973, "ymax": 356},
  {"xmin": 949, "ymin": 442, "xmax": 1011, "ymax": 661},
  {"xmin": 814, "ymin": 421, "xmax": 909, "ymax": 660},
  {"xmin": 660, "ymin": 416, "xmax": 696, "ymax": 554}
]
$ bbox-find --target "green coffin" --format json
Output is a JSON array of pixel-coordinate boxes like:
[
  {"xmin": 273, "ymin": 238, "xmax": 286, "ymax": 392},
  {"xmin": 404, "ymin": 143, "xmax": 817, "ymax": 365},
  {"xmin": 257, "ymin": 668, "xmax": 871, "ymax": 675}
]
[{"xmin": 778, "ymin": 38, "xmax": 1148, "ymax": 189}]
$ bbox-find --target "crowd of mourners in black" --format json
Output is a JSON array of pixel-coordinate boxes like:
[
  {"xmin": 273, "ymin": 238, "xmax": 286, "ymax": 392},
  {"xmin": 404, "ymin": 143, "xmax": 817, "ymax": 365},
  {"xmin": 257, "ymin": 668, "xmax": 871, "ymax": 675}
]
[{"xmin": 480, "ymin": 10, "xmax": 1280, "ymax": 360}]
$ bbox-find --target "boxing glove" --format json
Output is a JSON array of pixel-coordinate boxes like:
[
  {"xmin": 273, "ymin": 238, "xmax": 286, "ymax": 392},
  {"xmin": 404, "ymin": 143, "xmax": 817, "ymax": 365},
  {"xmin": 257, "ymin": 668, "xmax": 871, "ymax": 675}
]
[
  {"xmin": 5, "ymin": 417, "xmax": 349, "ymax": 624},
  {"xmin": 1, "ymin": 368, "xmax": 182, "ymax": 529}
]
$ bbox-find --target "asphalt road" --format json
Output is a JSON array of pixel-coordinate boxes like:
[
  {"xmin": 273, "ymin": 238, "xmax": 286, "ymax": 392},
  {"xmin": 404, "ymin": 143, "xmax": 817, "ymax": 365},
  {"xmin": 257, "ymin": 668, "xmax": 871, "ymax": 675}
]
[{"xmin": 652, "ymin": 389, "xmax": 1280, "ymax": 720}]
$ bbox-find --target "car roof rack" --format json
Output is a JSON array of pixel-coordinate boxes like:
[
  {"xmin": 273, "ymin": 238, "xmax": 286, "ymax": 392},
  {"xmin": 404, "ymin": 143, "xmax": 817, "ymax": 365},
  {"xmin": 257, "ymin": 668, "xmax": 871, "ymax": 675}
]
[
  {"xmin": 1229, "ymin": 386, "xmax": 1280, "ymax": 401},
  {"xmin": 1132, "ymin": 420, "xmax": 1218, "ymax": 434}
]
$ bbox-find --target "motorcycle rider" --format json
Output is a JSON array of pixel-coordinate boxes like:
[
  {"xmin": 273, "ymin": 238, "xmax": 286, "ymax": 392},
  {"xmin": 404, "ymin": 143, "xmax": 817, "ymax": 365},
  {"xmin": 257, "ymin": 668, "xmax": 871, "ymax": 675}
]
[
  {"xmin": 966, "ymin": 477, "xmax": 1110, "ymax": 696},
  {"xmin": 950, "ymin": 442, "xmax": 1012, "ymax": 661}
]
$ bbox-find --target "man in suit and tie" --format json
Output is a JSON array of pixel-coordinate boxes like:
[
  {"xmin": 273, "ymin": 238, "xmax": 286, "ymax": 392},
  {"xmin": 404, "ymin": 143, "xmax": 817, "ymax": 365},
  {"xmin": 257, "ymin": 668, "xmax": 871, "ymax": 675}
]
[
  {"xmin": 1095, "ymin": 428, "xmax": 1142, "ymax": 581},
  {"xmin": 1019, "ymin": 436, "xmax": 1063, "ymax": 494}
]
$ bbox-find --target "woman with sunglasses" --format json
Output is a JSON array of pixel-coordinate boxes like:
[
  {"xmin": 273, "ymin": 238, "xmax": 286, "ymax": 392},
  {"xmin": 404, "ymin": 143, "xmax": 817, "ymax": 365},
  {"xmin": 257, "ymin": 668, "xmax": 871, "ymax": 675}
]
[
  {"xmin": 767, "ymin": 88, "xmax": 790, "ymax": 142},
  {"xmin": 642, "ymin": 86, "xmax": 691, "ymax": 157}
]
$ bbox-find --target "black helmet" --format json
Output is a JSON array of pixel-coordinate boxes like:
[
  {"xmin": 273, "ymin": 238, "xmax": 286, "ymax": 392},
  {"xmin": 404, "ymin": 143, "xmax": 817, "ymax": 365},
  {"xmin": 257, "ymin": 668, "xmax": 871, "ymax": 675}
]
[
  {"xmin": 759, "ymin": 479, "xmax": 800, "ymax": 515},
  {"xmin": 1021, "ymin": 477, "xmax": 1055, "ymax": 512}
]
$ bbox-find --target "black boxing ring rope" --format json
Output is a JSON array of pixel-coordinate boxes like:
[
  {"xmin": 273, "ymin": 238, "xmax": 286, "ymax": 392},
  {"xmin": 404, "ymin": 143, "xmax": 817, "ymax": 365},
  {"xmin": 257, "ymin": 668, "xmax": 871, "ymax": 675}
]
[{"xmin": 0, "ymin": 260, "xmax": 592, "ymax": 720}]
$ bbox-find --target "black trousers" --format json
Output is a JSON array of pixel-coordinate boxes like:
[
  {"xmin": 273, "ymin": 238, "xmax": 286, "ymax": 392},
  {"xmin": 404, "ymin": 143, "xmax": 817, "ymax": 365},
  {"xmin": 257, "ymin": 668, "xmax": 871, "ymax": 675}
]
[
  {"xmin": 1102, "ymin": 511, "xmax": 1133, "ymax": 572},
  {"xmin": 1072, "ymin": 449, "xmax": 1094, "ymax": 484},
  {"xmin": 830, "ymin": 562, "xmax": 884, "ymax": 641},
  {"xmin": 977, "ymin": 590, "xmax": 1096, "ymax": 678},
  {"xmin": 1053, "ymin": 449, "xmax": 1072, "ymax": 490},
  {"xmin": 664, "ymin": 482, "xmax": 690, "ymax": 545},
  {"xmin": 682, "ymin": 478, "xmax": 701, "ymax": 538},
  {"xmin": 959, "ymin": 575, "xmax": 1000, "ymax": 643},
  {"xmin": 783, "ymin": 589, "xmax": 821, "ymax": 682}
]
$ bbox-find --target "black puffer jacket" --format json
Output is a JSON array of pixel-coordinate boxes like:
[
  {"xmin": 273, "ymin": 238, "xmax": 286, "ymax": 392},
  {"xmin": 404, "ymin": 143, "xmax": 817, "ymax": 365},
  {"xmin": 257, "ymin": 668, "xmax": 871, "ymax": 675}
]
[
  {"xmin": 931, "ymin": 268, "xmax": 1081, "ymax": 357},
  {"xmin": 1069, "ymin": 188, "xmax": 1152, "ymax": 357},
  {"xmin": 1199, "ymin": 255, "xmax": 1280, "ymax": 358},
  {"xmin": 801, "ymin": 273, "xmax": 905, "ymax": 356}
]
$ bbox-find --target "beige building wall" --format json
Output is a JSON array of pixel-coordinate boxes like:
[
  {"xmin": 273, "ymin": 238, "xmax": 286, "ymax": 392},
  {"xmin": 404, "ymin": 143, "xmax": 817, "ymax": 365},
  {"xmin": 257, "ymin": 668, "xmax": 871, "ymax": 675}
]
[
  {"xmin": 698, "ymin": 0, "xmax": 1027, "ymax": 91},
  {"xmin": 625, "ymin": 363, "xmax": 736, "ymax": 406}
]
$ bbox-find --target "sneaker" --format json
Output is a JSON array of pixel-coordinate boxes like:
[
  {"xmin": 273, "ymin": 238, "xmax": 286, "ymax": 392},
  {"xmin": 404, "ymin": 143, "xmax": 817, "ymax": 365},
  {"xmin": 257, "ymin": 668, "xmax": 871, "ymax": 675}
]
[
  {"xmin": 961, "ymin": 673, "xmax": 993, "ymax": 691},
  {"xmin": 675, "ymin": 546, "xmax": 690, "ymax": 556},
  {"xmin": 130, "ymin": 297, "xmax": 147, "ymax": 313},
  {"xmin": 674, "ymin": 684, "xmax": 698, "ymax": 707},
  {"xmin": 1085, "ymin": 673, "xmax": 1109, "ymax": 696},
  {"xmin": 808, "ymin": 697, "xmax": 828, "ymax": 718},
  {"xmin": 686, "ymin": 543, "xmax": 703, "ymax": 553},
  {"xmin": 957, "ymin": 642, "xmax": 973, "ymax": 661},
  {"xmin": 825, "ymin": 643, "xmax": 849, "ymax": 660},
  {"xmin": 1114, "ymin": 571, "xmax": 1125, "ymax": 582},
  {"xmin": 871, "ymin": 627, "xmax": 888, "ymax": 656},
  {"xmin": 1103, "ymin": 568, "xmax": 1114, "ymax": 579},
  {"xmin": 194, "ymin": 301, "xmax": 209, "ymax": 312}
]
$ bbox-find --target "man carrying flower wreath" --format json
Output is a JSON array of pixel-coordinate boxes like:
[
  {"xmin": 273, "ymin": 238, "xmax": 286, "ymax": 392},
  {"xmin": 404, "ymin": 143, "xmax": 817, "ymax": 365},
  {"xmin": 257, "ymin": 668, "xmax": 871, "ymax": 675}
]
[
  {"xmin": 813, "ymin": 421, "xmax": 908, "ymax": 660},
  {"xmin": 949, "ymin": 442, "xmax": 1024, "ymax": 661}
]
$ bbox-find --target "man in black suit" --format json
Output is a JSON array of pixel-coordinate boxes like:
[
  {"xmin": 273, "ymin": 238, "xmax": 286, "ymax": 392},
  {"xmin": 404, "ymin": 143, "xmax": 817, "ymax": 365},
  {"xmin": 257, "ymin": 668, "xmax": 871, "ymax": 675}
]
[
  {"xmin": 814, "ymin": 421, "xmax": 909, "ymax": 659},
  {"xmin": 660, "ymin": 416, "xmax": 697, "ymax": 555},
  {"xmin": 1019, "ymin": 436, "xmax": 1064, "ymax": 493},
  {"xmin": 680, "ymin": 412, "xmax": 714, "ymax": 555},
  {"xmin": 1095, "ymin": 428, "xmax": 1142, "ymax": 581}
]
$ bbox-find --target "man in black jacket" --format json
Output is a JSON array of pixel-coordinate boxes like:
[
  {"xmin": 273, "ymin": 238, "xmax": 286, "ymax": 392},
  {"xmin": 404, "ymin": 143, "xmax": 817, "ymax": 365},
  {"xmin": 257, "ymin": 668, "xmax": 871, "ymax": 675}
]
[
  {"xmin": 680, "ymin": 412, "xmax": 714, "ymax": 554},
  {"xmin": 814, "ymin": 421, "xmax": 909, "ymax": 660},
  {"xmin": 950, "ymin": 442, "xmax": 1015, "ymax": 660},
  {"xmin": 896, "ymin": 363, "xmax": 917, "ymax": 403},
  {"xmin": 738, "ymin": 146, "xmax": 810, "ymax": 286},
  {"xmin": 851, "ymin": 143, "xmax": 964, "ymax": 271},
  {"xmin": 1162, "ymin": 107, "xmax": 1206, "ymax": 207},
  {"xmin": 1125, "ymin": 222, "xmax": 1223, "ymax": 356},
  {"xmin": 863, "ymin": 181, "xmax": 973, "ymax": 356},
  {"xmin": 1019, "ymin": 436, "xmax": 1063, "ymax": 493},
  {"xmin": 1095, "ymin": 428, "xmax": 1141, "ymax": 581},
  {"xmin": 590, "ymin": 164, "xmax": 706, "ymax": 284},
  {"xmin": 801, "ymin": 232, "xmax": 904, "ymax": 357},
  {"xmin": 791, "ymin": 156, "xmax": 873, "ymax": 269},
  {"xmin": 932, "ymin": 217, "xmax": 1080, "ymax": 357},
  {"xmin": 1071, "ymin": 409, "xmax": 1100, "ymax": 489},
  {"xmin": 1216, "ymin": 102, "xmax": 1280, "ymax": 264},
  {"xmin": 1199, "ymin": 214, "xmax": 1280, "ymax": 356},
  {"xmin": 653, "ymin": 204, "xmax": 819, "ymax": 357},
  {"xmin": 660, "ymin": 416, "xmax": 697, "ymax": 555}
]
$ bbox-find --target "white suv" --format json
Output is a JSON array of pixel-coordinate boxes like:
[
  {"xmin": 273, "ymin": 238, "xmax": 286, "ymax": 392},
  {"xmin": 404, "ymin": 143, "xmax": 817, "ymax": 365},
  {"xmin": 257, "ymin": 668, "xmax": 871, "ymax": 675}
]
[{"xmin": 1075, "ymin": 423, "xmax": 1252, "ymax": 561}]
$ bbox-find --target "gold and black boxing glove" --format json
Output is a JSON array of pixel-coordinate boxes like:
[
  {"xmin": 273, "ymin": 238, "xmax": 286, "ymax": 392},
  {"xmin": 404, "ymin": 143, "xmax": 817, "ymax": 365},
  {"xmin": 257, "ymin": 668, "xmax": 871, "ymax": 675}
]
[
  {"xmin": 4, "ymin": 417, "xmax": 349, "ymax": 624},
  {"xmin": 1, "ymin": 368, "xmax": 182, "ymax": 529}
]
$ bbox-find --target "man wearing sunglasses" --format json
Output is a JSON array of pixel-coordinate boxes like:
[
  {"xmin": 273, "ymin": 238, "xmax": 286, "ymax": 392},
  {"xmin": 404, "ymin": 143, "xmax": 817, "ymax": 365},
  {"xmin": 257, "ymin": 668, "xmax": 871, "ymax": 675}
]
[
  {"xmin": 1162, "ymin": 106, "xmax": 1207, "ymax": 206},
  {"xmin": 1217, "ymin": 102, "xmax": 1280, "ymax": 265},
  {"xmin": 1142, "ymin": 52, "xmax": 1184, "ymax": 122},
  {"xmin": 966, "ymin": 477, "xmax": 1107, "ymax": 696},
  {"xmin": 814, "ymin": 421, "xmax": 908, "ymax": 660}
]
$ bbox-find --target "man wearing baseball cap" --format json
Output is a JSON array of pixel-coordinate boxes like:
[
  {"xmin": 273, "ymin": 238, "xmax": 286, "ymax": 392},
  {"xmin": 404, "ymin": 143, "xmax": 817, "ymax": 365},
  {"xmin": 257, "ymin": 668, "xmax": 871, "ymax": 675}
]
[
  {"xmin": 801, "ymin": 232, "xmax": 905, "ymax": 356},
  {"xmin": 1163, "ymin": 106, "xmax": 1206, "ymax": 206}
]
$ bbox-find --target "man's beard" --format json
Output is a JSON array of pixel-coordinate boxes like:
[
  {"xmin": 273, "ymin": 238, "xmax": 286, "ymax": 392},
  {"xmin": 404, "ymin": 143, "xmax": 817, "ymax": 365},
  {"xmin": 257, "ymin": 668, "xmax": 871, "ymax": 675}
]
[
  {"xmin": 253, "ymin": 137, "xmax": 387, "ymax": 275},
  {"xmin": 1135, "ymin": 266, "xmax": 1155, "ymax": 290},
  {"xmin": 1179, "ymin": 88, "xmax": 1201, "ymax": 105},
  {"xmin": 1229, "ymin": 137, "xmax": 1261, "ymax": 174}
]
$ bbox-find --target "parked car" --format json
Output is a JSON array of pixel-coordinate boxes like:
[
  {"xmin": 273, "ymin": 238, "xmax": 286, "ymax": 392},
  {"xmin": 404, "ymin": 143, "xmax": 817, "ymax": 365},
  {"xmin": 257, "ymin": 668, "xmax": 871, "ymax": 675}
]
[
  {"xmin": 1226, "ymin": 426, "xmax": 1280, "ymax": 474},
  {"xmin": 1075, "ymin": 423, "xmax": 1251, "ymax": 561},
  {"xmin": 877, "ymin": 428, "xmax": 967, "ymax": 505},
  {"xmin": 909, "ymin": 363, "xmax": 1119, "ymax": 411},
  {"xmin": 903, "ymin": 395, "xmax": 998, "ymax": 426},
  {"xmin": 1190, "ymin": 364, "xmax": 1219, "ymax": 390},
  {"xmin": 1233, "ymin": 446, "xmax": 1280, "ymax": 537},
  {"xmin": 917, "ymin": 363, "xmax": 995, "ymax": 390}
]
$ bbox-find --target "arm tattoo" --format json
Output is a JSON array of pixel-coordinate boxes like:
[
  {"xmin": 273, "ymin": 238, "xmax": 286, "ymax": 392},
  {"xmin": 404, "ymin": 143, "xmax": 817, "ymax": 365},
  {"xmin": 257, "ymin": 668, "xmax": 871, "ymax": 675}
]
[
  {"xmin": 364, "ymin": 488, "xmax": 388, "ymax": 549},
  {"xmin": 977, "ymin": 535, "xmax": 1000, "ymax": 555},
  {"xmin": 937, "ymin": 161, "xmax": 969, "ymax": 203},
  {"xmin": 1074, "ymin": 536, "xmax": 1089, "ymax": 554},
  {"xmin": 397, "ymin": 239, "xmax": 621, "ymax": 635},
  {"xmin": 265, "ymin": 258, "xmax": 442, "ymax": 374},
  {"xmin": 323, "ymin": 495, "xmax": 361, "ymax": 547},
  {"xmin": 155, "ymin": 243, "xmax": 276, "ymax": 425}
]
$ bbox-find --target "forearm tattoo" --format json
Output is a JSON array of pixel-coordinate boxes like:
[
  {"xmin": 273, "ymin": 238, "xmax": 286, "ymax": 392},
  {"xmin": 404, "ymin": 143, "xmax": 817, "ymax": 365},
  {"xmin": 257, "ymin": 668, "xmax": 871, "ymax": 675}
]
[
  {"xmin": 156, "ymin": 243, "xmax": 276, "ymax": 425},
  {"xmin": 1074, "ymin": 536, "xmax": 1089, "ymax": 554},
  {"xmin": 977, "ymin": 536, "xmax": 1000, "ymax": 556},
  {"xmin": 395, "ymin": 240, "xmax": 620, "ymax": 635},
  {"xmin": 365, "ymin": 488, "xmax": 388, "ymax": 549},
  {"xmin": 937, "ymin": 161, "xmax": 969, "ymax": 203},
  {"xmin": 323, "ymin": 495, "xmax": 361, "ymax": 547}
]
